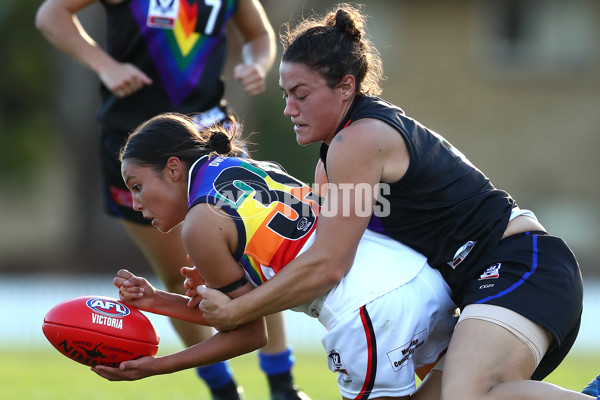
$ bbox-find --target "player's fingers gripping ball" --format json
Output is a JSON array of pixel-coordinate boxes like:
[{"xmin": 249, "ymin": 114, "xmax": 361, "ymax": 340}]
[{"xmin": 42, "ymin": 296, "xmax": 159, "ymax": 368}]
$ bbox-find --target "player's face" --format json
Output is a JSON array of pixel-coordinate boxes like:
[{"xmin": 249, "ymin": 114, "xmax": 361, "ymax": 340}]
[
  {"xmin": 121, "ymin": 160, "xmax": 187, "ymax": 233},
  {"xmin": 280, "ymin": 61, "xmax": 348, "ymax": 146}
]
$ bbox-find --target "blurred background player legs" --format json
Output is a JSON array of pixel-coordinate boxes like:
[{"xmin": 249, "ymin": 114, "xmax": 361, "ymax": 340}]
[
  {"xmin": 582, "ymin": 375, "xmax": 600, "ymax": 398},
  {"xmin": 260, "ymin": 313, "xmax": 310, "ymax": 400}
]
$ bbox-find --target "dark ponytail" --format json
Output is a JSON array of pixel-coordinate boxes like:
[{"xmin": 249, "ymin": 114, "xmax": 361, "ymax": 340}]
[
  {"xmin": 120, "ymin": 112, "xmax": 247, "ymax": 170},
  {"xmin": 207, "ymin": 130, "xmax": 233, "ymax": 155}
]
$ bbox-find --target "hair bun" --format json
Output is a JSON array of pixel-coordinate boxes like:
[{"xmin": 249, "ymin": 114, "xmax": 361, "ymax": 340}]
[
  {"xmin": 208, "ymin": 130, "xmax": 232, "ymax": 155},
  {"xmin": 334, "ymin": 9, "xmax": 361, "ymax": 41}
]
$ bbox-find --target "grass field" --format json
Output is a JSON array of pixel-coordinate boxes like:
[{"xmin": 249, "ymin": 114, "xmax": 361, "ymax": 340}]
[{"xmin": 1, "ymin": 345, "xmax": 597, "ymax": 399}]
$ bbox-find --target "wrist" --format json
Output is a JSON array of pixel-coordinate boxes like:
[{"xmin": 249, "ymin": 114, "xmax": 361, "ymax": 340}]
[
  {"xmin": 225, "ymin": 297, "xmax": 247, "ymax": 327},
  {"xmin": 146, "ymin": 290, "xmax": 171, "ymax": 314},
  {"xmin": 90, "ymin": 53, "xmax": 116, "ymax": 76},
  {"xmin": 156, "ymin": 354, "xmax": 180, "ymax": 375}
]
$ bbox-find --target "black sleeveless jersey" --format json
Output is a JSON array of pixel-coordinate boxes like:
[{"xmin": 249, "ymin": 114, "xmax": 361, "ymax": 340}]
[
  {"xmin": 98, "ymin": 0, "xmax": 238, "ymax": 131},
  {"xmin": 320, "ymin": 96, "xmax": 515, "ymax": 291}
]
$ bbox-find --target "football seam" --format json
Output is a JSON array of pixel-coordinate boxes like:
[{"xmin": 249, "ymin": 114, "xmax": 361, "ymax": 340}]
[{"xmin": 43, "ymin": 320, "xmax": 159, "ymax": 345}]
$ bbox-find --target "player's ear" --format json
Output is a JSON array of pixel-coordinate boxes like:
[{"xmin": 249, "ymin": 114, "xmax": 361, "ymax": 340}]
[
  {"xmin": 338, "ymin": 74, "xmax": 355, "ymax": 99},
  {"xmin": 165, "ymin": 156, "xmax": 183, "ymax": 181}
]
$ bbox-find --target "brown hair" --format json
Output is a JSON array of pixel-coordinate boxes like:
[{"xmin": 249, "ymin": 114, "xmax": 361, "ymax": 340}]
[{"xmin": 280, "ymin": 3, "xmax": 384, "ymax": 96}]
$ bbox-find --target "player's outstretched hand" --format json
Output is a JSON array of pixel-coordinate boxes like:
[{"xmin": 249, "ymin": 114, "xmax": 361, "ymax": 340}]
[
  {"xmin": 92, "ymin": 356, "xmax": 158, "ymax": 381},
  {"xmin": 113, "ymin": 269, "xmax": 157, "ymax": 310},
  {"xmin": 196, "ymin": 285, "xmax": 238, "ymax": 331}
]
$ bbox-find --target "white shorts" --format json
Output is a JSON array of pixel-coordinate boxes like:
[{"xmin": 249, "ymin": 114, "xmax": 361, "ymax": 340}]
[
  {"xmin": 295, "ymin": 229, "xmax": 428, "ymax": 323},
  {"xmin": 321, "ymin": 265, "xmax": 458, "ymax": 399}
]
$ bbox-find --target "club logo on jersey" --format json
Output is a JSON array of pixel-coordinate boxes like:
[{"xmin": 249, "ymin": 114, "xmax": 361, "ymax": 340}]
[
  {"xmin": 147, "ymin": 0, "xmax": 179, "ymax": 29},
  {"xmin": 448, "ymin": 241, "xmax": 476, "ymax": 269},
  {"xmin": 328, "ymin": 350, "xmax": 348, "ymax": 375},
  {"xmin": 387, "ymin": 329, "xmax": 426, "ymax": 371},
  {"xmin": 297, "ymin": 217, "xmax": 311, "ymax": 232},
  {"xmin": 479, "ymin": 263, "xmax": 501, "ymax": 280}
]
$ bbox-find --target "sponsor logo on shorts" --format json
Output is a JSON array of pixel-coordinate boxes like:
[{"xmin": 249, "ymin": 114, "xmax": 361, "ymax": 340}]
[
  {"xmin": 479, "ymin": 263, "xmax": 501, "ymax": 280},
  {"xmin": 387, "ymin": 329, "xmax": 426, "ymax": 372},
  {"xmin": 327, "ymin": 350, "xmax": 348, "ymax": 375}
]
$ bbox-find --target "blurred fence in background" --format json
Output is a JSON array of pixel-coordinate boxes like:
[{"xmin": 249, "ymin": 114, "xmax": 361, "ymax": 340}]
[
  {"xmin": 0, "ymin": 273, "xmax": 325, "ymax": 351},
  {"xmin": 1, "ymin": 273, "xmax": 598, "ymax": 354}
]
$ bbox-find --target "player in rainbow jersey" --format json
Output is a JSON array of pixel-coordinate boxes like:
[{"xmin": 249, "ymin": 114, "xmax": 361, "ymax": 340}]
[{"xmin": 92, "ymin": 112, "xmax": 457, "ymax": 399}]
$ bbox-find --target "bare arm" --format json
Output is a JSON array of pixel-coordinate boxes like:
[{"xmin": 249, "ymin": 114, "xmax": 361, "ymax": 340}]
[
  {"xmin": 314, "ymin": 159, "xmax": 329, "ymax": 194},
  {"xmin": 229, "ymin": 0, "xmax": 276, "ymax": 96},
  {"xmin": 115, "ymin": 269, "xmax": 211, "ymax": 326},
  {"xmin": 35, "ymin": 0, "xmax": 151, "ymax": 97},
  {"xmin": 95, "ymin": 282, "xmax": 266, "ymax": 381},
  {"xmin": 94, "ymin": 205, "xmax": 267, "ymax": 381},
  {"xmin": 199, "ymin": 119, "xmax": 407, "ymax": 330}
]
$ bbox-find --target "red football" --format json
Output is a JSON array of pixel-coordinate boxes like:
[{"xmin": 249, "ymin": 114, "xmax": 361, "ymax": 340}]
[{"xmin": 42, "ymin": 295, "xmax": 160, "ymax": 368}]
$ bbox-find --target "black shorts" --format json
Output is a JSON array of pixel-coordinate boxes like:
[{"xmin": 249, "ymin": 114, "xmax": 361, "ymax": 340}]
[
  {"xmin": 99, "ymin": 104, "xmax": 233, "ymax": 224},
  {"xmin": 459, "ymin": 231, "xmax": 583, "ymax": 380},
  {"xmin": 99, "ymin": 125, "xmax": 149, "ymax": 224}
]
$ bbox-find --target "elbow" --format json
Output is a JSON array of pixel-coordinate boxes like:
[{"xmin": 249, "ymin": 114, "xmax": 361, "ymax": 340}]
[
  {"xmin": 315, "ymin": 254, "xmax": 348, "ymax": 289},
  {"xmin": 245, "ymin": 320, "xmax": 268, "ymax": 351},
  {"xmin": 322, "ymin": 266, "xmax": 346, "ymax": 288},
  {"xmin": 247, "ymin": 328, "xmax": 268, "ymax": 352},
  {"xmin": 255, "ymin": 331, "xmax": 268, "ymax": 350},
  {"xmin": 306, "ymin": 250, "xmax": 351, "ymax": 291},
  {"xmin": 309, "ymin": 240, "xmax": 355, "ymax": 290}
]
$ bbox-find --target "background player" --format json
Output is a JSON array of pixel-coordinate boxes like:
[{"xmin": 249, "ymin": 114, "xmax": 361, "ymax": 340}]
[{"xmin": 35, "ymin": 1, "xmax": 307, "ymax": 399}]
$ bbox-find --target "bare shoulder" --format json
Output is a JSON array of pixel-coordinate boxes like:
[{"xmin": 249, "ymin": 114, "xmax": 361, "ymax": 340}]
[
  {"xmin": 328, "ymin": 118, "xmax": 409, "ymax": 183},
  {"xmin": 182, "ymin": 204, "xmax": 244, "ymax": 288},
  {"xmin": 182, "ymin": 204, "xmax": 238, "ymax": 255},
  {"xmin": 331, "ymin": 118, "xmax": 403, "ymax": 150}
]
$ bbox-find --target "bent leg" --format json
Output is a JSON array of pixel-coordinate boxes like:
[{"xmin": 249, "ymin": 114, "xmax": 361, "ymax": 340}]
[{"xmin": 441, "ymin": 317, "xmax": 591, "ymax": 400}]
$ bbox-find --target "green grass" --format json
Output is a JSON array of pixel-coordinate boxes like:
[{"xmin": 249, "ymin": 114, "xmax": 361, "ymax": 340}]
[
  {"xmin": 1, "ymin": 345, "xmax": 596, "ymax": 399},
  {"xmin": 1, "ymin": 345, "xmax": 339, "ymax": 400}
]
